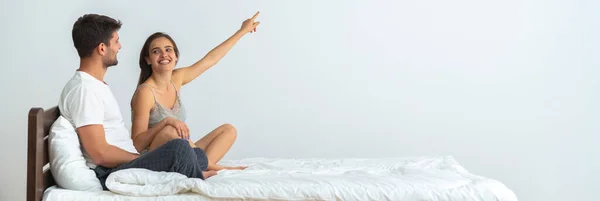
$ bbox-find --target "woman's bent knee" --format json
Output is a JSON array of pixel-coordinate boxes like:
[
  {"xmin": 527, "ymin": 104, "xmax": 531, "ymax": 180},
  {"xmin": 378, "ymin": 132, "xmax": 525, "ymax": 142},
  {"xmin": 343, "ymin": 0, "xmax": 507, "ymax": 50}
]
[
  {"xmin": 223, "ymin": 123, "xmax": 236, "ymax": 132},
  {"xmin": 148, "ymin": 125, "xmax": 181, "ymax": 151},
  {"xmin": 222, "ymin": 123, "xmax": 237, "ymax": 139},
  {"xmin": 159, "ymin": 125, "xmax": 179, "ymax": 139}
]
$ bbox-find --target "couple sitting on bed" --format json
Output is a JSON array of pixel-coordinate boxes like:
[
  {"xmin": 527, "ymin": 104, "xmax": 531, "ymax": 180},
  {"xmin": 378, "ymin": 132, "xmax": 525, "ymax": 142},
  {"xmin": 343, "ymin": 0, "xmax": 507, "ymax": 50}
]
[{"xmin": 58, "ymin": 13, "xmax": 259, "ymax": 189}]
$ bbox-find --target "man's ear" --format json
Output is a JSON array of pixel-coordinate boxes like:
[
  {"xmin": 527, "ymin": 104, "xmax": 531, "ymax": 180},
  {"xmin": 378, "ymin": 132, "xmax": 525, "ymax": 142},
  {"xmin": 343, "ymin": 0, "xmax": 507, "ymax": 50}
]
[{"xmin": 97, "ymin": 43, "xmax": 107, "ymax": 56}]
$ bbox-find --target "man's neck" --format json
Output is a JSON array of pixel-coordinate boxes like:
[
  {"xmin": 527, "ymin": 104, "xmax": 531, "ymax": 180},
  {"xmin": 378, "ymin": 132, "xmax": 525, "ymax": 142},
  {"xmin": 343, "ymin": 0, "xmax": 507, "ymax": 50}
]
[{"xmin": 78, "ymin": 58, "xmax": 107, "ymax": 83}]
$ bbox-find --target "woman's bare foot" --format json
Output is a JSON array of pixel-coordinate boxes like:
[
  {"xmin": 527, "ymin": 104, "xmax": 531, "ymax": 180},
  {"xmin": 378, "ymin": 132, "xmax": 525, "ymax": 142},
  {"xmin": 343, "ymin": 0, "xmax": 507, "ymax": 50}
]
[
  {"xmin": 224, "ymin": 166, "xmax": 248, "ymax": 170},
  {"xmin": 202, "ymin": 170, "xmax": 217, "ymax": 179}
]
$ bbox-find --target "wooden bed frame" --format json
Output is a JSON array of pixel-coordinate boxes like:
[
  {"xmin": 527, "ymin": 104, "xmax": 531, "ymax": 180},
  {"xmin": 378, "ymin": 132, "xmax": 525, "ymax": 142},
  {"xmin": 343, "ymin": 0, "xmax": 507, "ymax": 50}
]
[{"xmin": 27, "ymin": 106, "xmax": 60, "ymax": 201}]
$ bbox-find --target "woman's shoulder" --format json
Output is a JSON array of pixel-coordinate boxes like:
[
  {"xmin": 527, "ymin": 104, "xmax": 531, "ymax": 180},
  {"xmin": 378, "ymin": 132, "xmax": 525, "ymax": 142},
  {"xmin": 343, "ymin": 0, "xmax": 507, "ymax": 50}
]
[{"xmin": 131, "ymin": 84, "xmax": 156, "ymax": 108}]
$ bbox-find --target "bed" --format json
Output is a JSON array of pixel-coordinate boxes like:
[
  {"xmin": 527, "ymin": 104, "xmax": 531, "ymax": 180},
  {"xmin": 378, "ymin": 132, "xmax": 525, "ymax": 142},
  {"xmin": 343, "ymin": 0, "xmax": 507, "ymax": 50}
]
[{"xmin": 27, "ymin": 106, "xmax": 519, "ymax": 201}]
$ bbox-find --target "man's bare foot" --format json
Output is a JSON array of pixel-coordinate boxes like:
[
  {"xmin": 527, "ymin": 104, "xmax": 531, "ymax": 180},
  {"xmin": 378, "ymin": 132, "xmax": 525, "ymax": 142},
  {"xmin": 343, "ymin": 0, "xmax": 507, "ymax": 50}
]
[
  {"xmin": 224, "ymin": 166, "xmax": 248, "ymax": 170},
  {"xmin": 202, "ymin": 170, "xmax": 217, "ymax": 179}
]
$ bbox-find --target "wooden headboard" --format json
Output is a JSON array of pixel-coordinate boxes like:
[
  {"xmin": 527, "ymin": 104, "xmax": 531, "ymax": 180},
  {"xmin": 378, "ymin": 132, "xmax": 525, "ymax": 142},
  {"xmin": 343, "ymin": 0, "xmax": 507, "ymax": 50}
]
[{"xmin": 27, "ymin": 106, "xmax": 59, "ymax": 201}]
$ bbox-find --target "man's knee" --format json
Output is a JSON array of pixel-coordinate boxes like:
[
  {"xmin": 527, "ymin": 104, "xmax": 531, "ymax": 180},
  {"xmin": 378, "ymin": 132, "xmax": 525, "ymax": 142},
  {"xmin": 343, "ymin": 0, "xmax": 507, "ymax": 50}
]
[
  {"xmin": 164, "ymin": 138, "xmax": 192, "ymax": 150},
  {"xmin": 193, "ymin": 148, "xmax": 209, "ymax": 170},
  {"xmin": 165, "ymin": 139, "xmax": 209, "ymax": 171}
]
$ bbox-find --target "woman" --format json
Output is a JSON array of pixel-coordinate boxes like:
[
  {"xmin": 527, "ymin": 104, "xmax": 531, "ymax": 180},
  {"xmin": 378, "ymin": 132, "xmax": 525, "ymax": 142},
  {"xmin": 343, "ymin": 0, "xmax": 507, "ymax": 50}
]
[{"xmin": 130, "ymin": 12, "xmax": 260, "ymax": 171}]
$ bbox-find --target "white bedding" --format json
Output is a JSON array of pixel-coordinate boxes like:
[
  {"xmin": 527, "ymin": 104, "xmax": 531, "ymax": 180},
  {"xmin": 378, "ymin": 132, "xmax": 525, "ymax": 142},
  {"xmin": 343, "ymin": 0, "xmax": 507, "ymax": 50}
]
[
  {"xmin": 44, "ymin": 156, "xmax": 518, "ymax": 201},
  {"xmin": 43, "ymin": 186, "xmax": 212, "ymax": 201}
]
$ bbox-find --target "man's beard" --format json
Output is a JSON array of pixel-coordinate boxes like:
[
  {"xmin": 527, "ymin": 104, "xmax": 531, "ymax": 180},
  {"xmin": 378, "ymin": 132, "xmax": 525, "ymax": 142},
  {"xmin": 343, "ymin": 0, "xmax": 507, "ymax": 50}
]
[{"xmin": 103, "ymin": 55, "xmax": 118, "ymax": 68}]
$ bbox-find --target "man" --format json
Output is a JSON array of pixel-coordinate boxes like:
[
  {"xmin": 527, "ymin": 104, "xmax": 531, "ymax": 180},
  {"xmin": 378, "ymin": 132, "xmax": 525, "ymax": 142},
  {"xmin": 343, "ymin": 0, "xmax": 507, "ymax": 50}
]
[{"xmin": 58, "ymin": 14, "xmax": 216, "ymax": 190}]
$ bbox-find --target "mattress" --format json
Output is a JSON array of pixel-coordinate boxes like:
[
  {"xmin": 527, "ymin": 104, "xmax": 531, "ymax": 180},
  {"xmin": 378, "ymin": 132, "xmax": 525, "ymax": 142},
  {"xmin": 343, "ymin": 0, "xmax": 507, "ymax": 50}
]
[
  {"xmin": 43, "ymin": 156, "xmax": 518, "ymax": 201},
  {"xmin": 43, "ymin": 186, "xmax": 212, "ymax": 201}
]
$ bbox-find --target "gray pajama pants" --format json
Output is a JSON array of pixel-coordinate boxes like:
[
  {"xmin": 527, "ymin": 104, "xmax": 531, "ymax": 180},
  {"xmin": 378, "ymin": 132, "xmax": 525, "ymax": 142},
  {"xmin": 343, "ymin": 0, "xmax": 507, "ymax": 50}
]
[{"xmin": 93, "ymin": 139, "xmax": 209, "ymax": 190}]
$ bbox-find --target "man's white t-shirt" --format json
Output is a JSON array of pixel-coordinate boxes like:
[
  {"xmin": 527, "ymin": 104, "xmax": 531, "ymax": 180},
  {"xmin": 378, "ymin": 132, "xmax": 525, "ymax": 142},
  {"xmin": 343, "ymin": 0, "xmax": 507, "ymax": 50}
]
[{"xmin": 58, "ymin": 71, "xmax": 139, "ymax": 169}]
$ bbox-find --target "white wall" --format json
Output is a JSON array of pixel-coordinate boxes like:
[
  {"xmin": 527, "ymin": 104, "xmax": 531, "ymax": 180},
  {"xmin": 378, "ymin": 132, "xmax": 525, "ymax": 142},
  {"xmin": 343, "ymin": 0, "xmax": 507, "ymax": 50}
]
[{"xmin": 1, "ymin": 0, "xmax": 598, "ymax": 200}]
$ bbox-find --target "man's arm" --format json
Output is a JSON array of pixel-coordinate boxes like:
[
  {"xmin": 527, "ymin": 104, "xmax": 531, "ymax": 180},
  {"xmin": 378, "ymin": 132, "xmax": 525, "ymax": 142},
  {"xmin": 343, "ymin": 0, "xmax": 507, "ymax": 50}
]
[
  {"xmin": 77, "ymin": 125, "xmax": 139, "ymax": 168},
  {"xmin": 64, "ymin": 82, "xmax": 138, "ymax": 168}
]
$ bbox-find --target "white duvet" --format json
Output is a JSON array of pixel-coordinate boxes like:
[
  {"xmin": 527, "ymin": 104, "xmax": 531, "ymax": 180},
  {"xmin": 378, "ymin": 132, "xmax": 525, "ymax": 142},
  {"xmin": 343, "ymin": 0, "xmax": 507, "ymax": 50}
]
[{"xmin": 105, "ymin": 156, "xmax": 518, "ymax": 201}]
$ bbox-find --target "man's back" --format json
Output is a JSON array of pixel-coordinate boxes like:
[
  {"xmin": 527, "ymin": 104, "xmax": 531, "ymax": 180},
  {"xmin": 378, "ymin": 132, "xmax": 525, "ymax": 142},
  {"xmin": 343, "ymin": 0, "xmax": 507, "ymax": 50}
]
[{"xmin": 58, "ymin": 71, "xmax": 138, "ymax": 168}]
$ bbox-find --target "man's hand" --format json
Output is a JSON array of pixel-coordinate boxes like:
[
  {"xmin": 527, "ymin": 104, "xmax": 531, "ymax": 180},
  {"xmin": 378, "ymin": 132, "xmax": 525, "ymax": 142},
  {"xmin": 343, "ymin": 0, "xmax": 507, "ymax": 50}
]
[{"xmin": 240, "ymin": 11, "xmax": 260, "ymax": 33}]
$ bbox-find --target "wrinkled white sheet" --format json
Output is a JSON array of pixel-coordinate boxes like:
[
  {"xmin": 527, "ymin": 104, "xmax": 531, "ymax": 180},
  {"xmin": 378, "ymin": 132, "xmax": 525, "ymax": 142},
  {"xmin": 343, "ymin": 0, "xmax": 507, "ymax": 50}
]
[
  {"xmin": 102, "ymin": 156, "xmax": 517, "ymax": 201},
  {"xmin": 43, "ymin": 185, "xmax": 212, "ymax": 201}
]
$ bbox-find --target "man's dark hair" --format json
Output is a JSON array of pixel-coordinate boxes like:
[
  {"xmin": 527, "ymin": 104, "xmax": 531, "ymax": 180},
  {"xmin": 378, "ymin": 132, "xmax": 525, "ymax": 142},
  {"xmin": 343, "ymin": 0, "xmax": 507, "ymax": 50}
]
[{"xmin": 72, "ymin": 14, "xmax": 122, "ymax": 58}]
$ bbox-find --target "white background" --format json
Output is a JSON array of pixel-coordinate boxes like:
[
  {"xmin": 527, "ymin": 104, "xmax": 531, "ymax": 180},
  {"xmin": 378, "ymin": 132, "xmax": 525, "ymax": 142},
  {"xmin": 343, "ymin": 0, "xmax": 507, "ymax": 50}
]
[{"xmin": 1, "ymin": 0, "xmax": 598, "ymax": 200}]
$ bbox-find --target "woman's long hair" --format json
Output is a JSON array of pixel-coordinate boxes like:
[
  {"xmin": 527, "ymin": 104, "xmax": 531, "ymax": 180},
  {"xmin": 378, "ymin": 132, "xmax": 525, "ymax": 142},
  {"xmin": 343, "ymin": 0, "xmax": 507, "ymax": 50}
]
[{"xmin": 138, "ymin": 32, "xmax": 180, "ymax": 86}]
